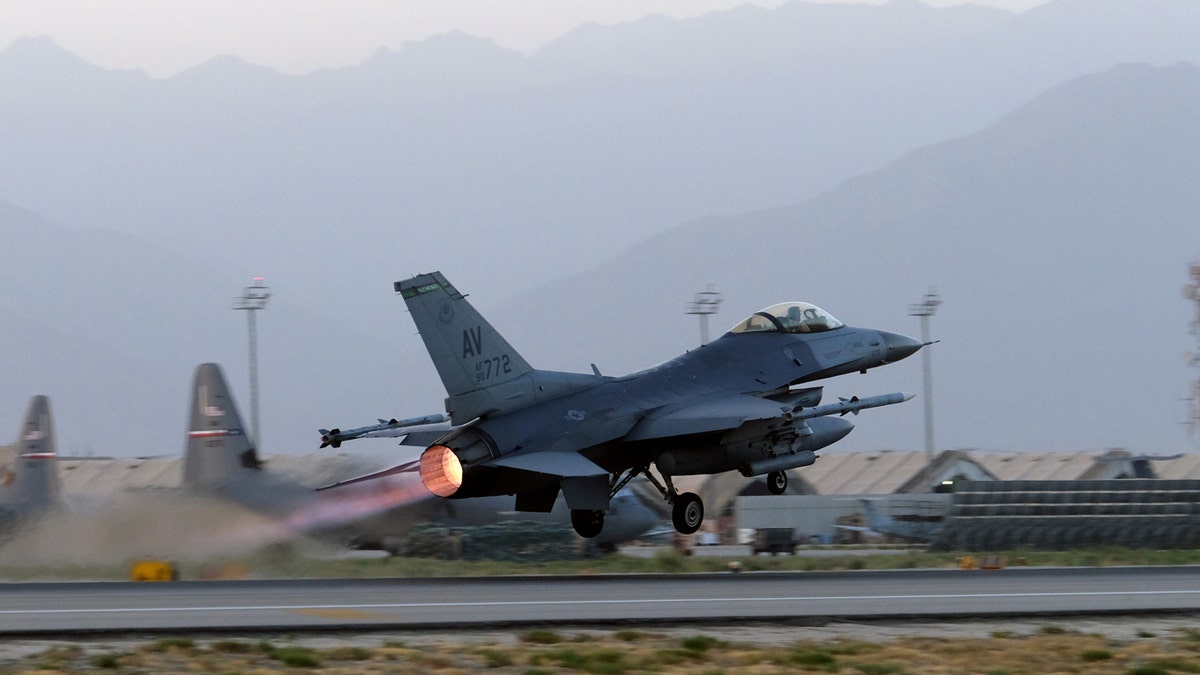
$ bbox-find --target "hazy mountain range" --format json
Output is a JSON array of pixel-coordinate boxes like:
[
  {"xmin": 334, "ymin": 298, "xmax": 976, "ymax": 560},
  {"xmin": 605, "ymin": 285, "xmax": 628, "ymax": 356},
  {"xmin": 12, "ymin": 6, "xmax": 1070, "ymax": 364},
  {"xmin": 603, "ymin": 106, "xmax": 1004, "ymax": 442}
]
[{"xmin": 1, "ymin": 0, "xmax": 1198, "ymax": 457}]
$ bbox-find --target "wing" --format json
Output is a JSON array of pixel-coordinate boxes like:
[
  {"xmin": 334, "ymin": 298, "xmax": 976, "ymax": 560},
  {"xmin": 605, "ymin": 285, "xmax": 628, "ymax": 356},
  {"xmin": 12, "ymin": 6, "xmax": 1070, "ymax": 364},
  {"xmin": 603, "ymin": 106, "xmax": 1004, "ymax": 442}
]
[
  {"xmin": 623, "ymin": 395, "xmax": 792, "ymax": 441},
  {"xmin": 485, "ymin": 450, "xmax": 608, "ymax": 477}
]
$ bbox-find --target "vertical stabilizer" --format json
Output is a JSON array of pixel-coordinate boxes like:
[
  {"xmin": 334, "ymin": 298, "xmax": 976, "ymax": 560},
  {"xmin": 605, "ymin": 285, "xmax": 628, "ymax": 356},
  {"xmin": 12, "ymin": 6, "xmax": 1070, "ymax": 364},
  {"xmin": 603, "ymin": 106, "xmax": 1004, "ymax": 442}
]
[
  {"xmin": 859, "ymin": 498, "xmax": 886, "ymax": 531},
  {"xmin": 395, "ymin": 272, "xmax": 536, "ymax": 421},
  {"xmin": 4, "ymin": 395, "xmax": 61, "ymax": 508},
  {"xmin": 183, "ymin": 363, "xmax": 262, "ymax": 490}
]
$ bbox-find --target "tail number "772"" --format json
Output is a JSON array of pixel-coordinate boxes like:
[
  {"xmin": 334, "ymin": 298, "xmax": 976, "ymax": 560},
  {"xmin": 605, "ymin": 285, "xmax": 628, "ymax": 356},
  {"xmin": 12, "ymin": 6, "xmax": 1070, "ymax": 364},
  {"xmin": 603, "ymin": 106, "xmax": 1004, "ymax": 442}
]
[{"xmin": 475, "ymin": 355, "xmax": 512, "ymax": 382}]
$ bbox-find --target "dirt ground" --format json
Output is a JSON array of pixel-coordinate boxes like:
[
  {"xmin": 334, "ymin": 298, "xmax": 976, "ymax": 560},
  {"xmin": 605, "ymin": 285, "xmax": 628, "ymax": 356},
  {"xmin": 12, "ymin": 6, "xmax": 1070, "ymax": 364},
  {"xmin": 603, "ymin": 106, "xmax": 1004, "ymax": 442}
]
[{"xmin": 2, "ymin": 614, "xmax": 1199, "ymax": 673}]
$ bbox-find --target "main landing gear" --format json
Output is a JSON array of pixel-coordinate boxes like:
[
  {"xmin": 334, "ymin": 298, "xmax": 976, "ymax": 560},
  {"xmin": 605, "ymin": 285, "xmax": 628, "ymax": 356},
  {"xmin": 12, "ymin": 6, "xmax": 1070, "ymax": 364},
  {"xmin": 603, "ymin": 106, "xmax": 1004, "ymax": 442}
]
[{"xmin": 567, "ymin": 464, "xmax": 715, "ymax": 538}]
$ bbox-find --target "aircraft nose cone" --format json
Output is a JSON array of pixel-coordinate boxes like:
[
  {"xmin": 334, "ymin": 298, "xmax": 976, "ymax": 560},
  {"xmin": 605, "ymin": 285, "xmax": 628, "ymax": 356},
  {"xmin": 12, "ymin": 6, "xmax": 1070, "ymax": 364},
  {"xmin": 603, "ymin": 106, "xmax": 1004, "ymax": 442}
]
[{"xmin": 880, "ymin": 331, "xmax": 923, "ymax": 363}]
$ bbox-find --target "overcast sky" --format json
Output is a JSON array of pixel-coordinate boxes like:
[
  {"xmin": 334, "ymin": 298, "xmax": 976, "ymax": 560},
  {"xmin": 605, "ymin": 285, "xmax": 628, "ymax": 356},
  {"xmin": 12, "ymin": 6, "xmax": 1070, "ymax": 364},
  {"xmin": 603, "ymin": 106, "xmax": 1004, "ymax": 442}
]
[{"xmin": 2, "ymin": 0, "xmax": 1049, "ymax": 77}]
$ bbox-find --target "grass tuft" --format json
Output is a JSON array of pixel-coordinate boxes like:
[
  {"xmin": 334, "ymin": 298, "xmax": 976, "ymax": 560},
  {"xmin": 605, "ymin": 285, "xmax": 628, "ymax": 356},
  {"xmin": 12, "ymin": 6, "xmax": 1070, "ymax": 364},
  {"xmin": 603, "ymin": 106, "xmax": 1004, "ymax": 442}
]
[
  {"xmin": 210, "ymin": 640, "xmax": 253, "ymax": 653},
  {"xmin": 144, "ymin": 637, "xmax": 195, "ymax": 653},
  {"xmin": 90, "ymin": 653, "xmax": 122, "ymax": 669},
  {"xmin": 324, "ymin": 646, "xmax": 373, "ymax": 661},
  {"xmin": 682, "ymin": 635, "xmax": 724, "ymax": 652},
  {"xmin": 270, "ymin": 647, "xmax": 322, "ymax": 668},
  {"xmin": 521, "ymin": 629, "xmax": 564, "ymax": 644}
]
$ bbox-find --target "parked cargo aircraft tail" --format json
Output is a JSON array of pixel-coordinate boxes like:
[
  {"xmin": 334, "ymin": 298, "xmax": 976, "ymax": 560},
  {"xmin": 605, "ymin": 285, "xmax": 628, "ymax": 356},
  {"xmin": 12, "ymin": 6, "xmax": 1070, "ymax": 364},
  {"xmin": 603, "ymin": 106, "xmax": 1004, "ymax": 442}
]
[
  {"xmin": 182, "ymin": 363, "xmax": 263, "ymax": 491},
  {"xmin": 0, "ymin": 395, "xmax": 63, "ymax": 523}
]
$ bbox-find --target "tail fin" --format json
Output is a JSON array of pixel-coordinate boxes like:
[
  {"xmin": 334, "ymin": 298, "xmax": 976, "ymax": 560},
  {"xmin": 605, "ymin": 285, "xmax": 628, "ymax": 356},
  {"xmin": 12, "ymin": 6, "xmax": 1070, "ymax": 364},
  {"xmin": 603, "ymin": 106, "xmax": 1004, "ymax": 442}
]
[
  {"xmin": 4, "ymin": 395, "xmax": 61, "ymax": 508},
  {"xmin": 182, "ymin": 363, "xmax": 262, "ymax": 490},
  {"xmin": 396, "ymin": 272, "xmax": 537, "ymax": 422},
  {"xmin": 859, "ymin": 498, "xmax": 887, "ymax": 531}
]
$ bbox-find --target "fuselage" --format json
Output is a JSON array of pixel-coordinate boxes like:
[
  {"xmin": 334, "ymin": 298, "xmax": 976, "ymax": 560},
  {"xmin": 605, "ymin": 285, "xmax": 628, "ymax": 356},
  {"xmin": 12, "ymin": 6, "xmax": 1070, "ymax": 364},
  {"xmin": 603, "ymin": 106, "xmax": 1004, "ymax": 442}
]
[{"xmin": 439, "ymin": 323, "xmax": 920, "ymax": 498}]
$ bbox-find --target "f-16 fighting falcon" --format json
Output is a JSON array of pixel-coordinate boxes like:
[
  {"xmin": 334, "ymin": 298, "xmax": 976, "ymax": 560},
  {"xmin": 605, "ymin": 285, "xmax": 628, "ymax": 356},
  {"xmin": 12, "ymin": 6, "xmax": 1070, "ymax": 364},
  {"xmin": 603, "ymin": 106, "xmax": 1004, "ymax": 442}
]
[{"xmin": 322, "ymin": 271, "xmax": 923, "ymax": 539}]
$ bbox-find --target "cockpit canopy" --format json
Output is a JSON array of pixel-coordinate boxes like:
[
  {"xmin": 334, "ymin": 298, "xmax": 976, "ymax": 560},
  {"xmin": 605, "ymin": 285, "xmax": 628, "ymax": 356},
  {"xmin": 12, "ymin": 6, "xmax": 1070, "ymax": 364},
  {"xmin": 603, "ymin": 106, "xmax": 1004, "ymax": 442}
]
[{"xmin": 727, "ymin": 302, "xmax": 844, "ymax": 335}]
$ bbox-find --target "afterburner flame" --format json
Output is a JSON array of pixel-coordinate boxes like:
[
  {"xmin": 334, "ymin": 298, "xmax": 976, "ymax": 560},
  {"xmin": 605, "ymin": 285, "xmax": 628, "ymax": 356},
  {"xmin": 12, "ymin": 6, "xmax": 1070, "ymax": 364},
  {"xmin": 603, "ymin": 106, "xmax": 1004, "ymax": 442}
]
[{"xmin": 420, "ymin": 444, "xmax": 463, "ymax": 497}]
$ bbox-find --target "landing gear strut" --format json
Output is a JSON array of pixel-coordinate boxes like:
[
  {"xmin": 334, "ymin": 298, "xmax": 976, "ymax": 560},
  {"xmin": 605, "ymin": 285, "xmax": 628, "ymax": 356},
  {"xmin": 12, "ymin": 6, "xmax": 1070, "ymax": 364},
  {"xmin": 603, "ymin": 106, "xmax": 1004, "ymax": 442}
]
[
  {"xmin": 613, "ymin": 465, "xmax": 706, "ymax": 535},
  {"xmin": 767, "ymin": 470, "xmax": 788, "ymax": 495}
]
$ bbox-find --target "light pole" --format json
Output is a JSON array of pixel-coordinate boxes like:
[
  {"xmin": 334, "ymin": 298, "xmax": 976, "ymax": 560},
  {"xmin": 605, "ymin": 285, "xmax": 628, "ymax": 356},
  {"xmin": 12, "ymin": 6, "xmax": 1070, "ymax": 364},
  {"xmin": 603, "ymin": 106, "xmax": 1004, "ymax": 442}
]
[
  {"xmin": 234, "ymin": 277, "xmax": 270, "ymax": 449},
  {"xmin": 909, "ymin": 287, "xmax": 941, "ymax": 466},
  {"xmin": 1184, "ymin": 259, "xmax": 1200, "ymax": 447},
  {"xmin": 686, "ymin": 285, "xmax": 723, "ymax": 346}
]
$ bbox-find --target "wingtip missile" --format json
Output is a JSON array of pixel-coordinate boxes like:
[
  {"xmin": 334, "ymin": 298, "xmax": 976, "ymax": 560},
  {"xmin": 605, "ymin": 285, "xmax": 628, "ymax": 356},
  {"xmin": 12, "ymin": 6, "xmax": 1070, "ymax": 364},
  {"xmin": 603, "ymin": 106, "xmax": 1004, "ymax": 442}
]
[{"xmin": 317, "ymin": 413, "xmax": 450, "ymax": 449}]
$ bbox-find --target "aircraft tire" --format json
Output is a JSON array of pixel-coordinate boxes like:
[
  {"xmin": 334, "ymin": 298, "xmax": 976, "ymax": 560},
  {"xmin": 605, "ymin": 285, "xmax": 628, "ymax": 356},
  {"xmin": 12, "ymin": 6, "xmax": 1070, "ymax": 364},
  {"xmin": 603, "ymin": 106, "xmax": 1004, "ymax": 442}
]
[
  {"xmin": 767, "ymin": 470, "xmax": 788, "ymax": 495},
  {"xmin": 672, "ymin": 492, "xmax": 704, "ymax": 534},
  {"xmin": 571, "ymin": 509, "xmax": 605, "ymax": 538}
]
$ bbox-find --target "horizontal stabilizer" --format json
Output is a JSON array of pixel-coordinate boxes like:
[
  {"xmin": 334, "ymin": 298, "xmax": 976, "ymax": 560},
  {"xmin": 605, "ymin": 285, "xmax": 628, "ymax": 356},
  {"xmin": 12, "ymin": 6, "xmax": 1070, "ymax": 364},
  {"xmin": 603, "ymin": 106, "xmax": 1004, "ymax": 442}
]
[{"xmin": 314, "ymin": 459, "xmax": 420, "ymax": 491}]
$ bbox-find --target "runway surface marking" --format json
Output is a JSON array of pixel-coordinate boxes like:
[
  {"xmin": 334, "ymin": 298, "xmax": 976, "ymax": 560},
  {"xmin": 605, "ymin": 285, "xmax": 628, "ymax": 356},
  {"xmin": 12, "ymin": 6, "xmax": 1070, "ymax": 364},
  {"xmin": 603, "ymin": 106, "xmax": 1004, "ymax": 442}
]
[
  {"xmin": 4, "ymin": 589, "xmax": 1199, "ymax": 615},
  {"xmin": 289, "ymin": 608, "xmax": 396, "ymax": 621}
]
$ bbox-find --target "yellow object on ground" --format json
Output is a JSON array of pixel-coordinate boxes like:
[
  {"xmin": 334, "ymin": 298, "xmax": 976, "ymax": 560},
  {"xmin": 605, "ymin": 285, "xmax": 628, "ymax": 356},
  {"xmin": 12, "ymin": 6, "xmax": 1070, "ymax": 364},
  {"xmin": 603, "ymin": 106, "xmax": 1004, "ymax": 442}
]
[{"xmin": 130, "ymin": 560, "xmax": 177, "ymax": 582}]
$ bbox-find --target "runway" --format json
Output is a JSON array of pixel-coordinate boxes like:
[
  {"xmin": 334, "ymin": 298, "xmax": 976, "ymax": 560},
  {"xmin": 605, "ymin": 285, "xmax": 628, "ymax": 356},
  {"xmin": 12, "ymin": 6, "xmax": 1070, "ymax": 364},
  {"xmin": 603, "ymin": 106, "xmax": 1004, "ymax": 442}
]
[{"xmin": 2, "ymin": 566, "xmax": 1199, "ymax": 634}]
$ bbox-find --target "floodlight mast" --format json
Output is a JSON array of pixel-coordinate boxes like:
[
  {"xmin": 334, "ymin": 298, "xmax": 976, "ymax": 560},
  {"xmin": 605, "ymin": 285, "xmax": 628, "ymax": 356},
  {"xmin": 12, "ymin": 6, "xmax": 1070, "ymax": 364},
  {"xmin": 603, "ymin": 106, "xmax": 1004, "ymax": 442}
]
[
  {"xmin": 234, "ymin": 277, "xmax": 270, "ymax": 450},
  {"xmin": 686, "ymin": 284, "xmax": 723, "ymax": 346},
  {"xmin": 1184, "ymin": 259, "xmax": 1200, "ymax": 447},
  {"xmin": 909, "ymin": 287, "xmax": 941, "ymax": 466}
]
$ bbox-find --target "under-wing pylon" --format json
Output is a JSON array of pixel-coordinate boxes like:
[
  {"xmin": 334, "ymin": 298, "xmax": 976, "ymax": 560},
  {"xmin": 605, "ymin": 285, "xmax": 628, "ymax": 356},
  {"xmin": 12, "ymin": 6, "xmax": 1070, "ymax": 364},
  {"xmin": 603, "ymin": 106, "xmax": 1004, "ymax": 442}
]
[{"xmin": 323, "ymin": 271, "xmax": 923, "ymax": 539}]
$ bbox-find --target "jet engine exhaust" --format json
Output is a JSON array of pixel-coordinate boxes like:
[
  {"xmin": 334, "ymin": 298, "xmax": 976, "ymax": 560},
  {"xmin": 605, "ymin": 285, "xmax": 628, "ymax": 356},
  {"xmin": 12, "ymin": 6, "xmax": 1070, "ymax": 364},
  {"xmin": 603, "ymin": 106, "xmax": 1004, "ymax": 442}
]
[
  {"xmin": 420, "ymin": 444, "xmax": 463, "ymax": 497},
  {"xmin": 282, "ymin": 474, "xmax": 433, "ymax": 533}
]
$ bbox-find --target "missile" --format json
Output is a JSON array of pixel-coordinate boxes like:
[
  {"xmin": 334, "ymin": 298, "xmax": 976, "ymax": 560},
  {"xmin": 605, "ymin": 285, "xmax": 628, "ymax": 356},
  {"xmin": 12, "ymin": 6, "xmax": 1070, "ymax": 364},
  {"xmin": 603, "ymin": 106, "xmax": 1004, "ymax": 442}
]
[
  {"xmin": 739, "ymin": 392, "xmax": 913, "ymax": 477},
  {"xmin": 793, "ymin": 391, "xmax": 913, "ymax": 420},
  {"xmin": 319, "ymin": 412, "xmax": 449, "ymax": 448}
]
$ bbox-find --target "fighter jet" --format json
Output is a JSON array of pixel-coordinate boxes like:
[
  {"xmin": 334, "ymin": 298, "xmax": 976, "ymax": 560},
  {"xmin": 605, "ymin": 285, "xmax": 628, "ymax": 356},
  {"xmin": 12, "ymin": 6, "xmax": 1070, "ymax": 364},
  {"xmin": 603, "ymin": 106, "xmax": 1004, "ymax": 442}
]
[
  {"xmin": 0, "ymin": 396, "xmax": 63, "ymax": 535},
  {"xmin": 323, "ymin": 271, "xmax": 922, "ymax": 539}
]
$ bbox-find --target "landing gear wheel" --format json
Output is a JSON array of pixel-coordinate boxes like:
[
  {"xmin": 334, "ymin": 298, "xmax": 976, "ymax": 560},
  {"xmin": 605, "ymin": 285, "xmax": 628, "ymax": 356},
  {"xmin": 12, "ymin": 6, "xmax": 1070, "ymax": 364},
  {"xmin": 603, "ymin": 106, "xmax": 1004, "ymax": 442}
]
[
  {"xmin": 767, "ymin": 470, "xmax": 788, "ymax": 495},
  {"xmin": 571, "ymin": 509, "xmax": 605, "ymax": 538},
  {"xmin": 671, "ymin": 492, "xmax": 704, "ymax": 534}
]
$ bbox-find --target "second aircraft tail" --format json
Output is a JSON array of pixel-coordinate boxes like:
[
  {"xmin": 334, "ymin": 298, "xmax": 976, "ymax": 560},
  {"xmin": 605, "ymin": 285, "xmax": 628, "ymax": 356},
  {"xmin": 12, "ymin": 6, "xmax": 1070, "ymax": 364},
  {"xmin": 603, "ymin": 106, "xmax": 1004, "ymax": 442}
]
[
  {"xmin": 182, "ymin": 363, "xmax": 262, "ymax": 490},
  {"xmin": 2, "ymin": 395, "xmax": 62, "ymax": 509}
]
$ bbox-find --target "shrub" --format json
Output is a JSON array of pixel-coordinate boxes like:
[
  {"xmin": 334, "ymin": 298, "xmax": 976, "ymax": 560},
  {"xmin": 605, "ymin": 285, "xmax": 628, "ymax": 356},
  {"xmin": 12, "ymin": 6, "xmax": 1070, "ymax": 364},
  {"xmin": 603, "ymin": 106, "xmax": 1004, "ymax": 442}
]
[
  {"xmin": 325, "ymin": 646, "xmax": 373, "ymax": 661},
  {"xmin": 521, "ymin": 629, "xmax": 563, "ymax": 644},
  {"xmin": 145, "ymin": 637, "xmax": 194, "ymax": 652},
  {"xmin": 682, "ymin": 635, "xmax": 722, "ymax": 652},
  {"xmin": 210, "ymin": 640, "xmax": 253, "ymax": 653},
  {"xmin": 90, "ymin": 653, "xmax": 121, "ymax": 669},
  {"xmin": 1082, "ymin": 649, "xmax": 1113, "ymax": 662},
  {"xmin": 477, "ymin": 648, "xmax": 512, "ymax": 668},
  {"xmin": 790, "ymin": 648, "xmax": 836, "ymax": 667},
  {"xmin": 270, "ymin": 647, "xmax": 322, "ymax": 668}
]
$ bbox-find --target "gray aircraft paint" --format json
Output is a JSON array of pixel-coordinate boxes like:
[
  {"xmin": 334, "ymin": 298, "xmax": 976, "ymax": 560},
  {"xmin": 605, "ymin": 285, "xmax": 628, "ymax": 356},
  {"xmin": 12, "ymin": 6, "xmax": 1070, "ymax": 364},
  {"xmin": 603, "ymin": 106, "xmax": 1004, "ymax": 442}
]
[
  {"xmin": 383, "ymin": 271, "xmax": 921, "ymax": 538},
  {"xmin": 0, "ymin": 396, "xmax": 63, "ymax": 534}
]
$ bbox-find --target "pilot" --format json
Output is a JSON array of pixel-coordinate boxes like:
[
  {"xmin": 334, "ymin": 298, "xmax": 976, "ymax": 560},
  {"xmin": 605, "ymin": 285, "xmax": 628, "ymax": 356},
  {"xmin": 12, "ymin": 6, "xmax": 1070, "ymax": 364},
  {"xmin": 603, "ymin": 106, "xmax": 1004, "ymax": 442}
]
[
  {"xmin": 782, "ymin": 306, "xmax": 811, "ymax": 331},
  {"xmin": 785, "ymin": 306, "xmax": 805, "ymax": 332}
]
